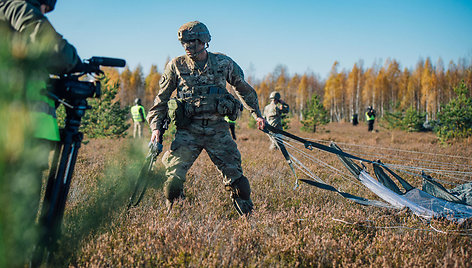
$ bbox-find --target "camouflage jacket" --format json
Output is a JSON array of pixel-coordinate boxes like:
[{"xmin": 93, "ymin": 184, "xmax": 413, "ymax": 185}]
[
  {"xmin": 147, "ymin": 52, "xmax": 262, "ymax": 131},
  {"xmin": 0, "ymin": 0, "xmax": 80, "ymax": 74},
  {"xmin": 263, "ymin": 101, "xmax": 289, "ymax": 129}
]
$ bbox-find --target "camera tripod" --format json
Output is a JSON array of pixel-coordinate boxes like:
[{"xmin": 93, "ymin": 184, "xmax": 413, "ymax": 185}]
[
  {"xmin": 31, "ymin": 57, "xmax": 125, "ymax": 267},
  {"xmin": 31, "ymin": 96, "xmax": 89, "ymax": 266}
]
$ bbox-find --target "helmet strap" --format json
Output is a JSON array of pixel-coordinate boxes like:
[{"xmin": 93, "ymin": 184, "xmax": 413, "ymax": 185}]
[{"xmin": 189, "ymin": 43, "xmax": 208, "ymax": 60}]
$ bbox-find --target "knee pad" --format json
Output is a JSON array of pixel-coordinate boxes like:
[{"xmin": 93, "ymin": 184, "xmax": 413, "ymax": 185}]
[{"xmin": 164, "ymin": 176, "xmax": 184, "ymax": 201}]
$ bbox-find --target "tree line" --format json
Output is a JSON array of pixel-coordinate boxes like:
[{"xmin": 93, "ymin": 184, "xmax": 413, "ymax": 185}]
[
  {"xmin": 106, "ymin": 57, "xmax": 471, "ymax": 123},
  {"xmin": 321, "ymin": 58, "xmax": 472, "ymax": 123}
]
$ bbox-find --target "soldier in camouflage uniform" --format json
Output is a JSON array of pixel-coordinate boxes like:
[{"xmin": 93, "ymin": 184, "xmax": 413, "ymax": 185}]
[
  {"xmin": 263, "ymin": 91, "xmax": 289, "ymax": 150},
  {"xmin": 147, "ymin": 21, "xmax": 266, "ymax": 216}
]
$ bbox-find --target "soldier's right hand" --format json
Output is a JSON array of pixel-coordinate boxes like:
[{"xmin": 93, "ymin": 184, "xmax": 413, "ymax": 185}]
[
  {"xmin": 151, "ymin": 129, "xmax": 161, "ymax": 143},
  {"xmin": 256, "ymin": 117, "xmax": 266, "ymax": 130}
]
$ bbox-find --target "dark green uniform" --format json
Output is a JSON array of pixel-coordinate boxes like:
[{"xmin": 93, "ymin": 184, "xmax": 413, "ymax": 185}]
[
  {"xmin": 0, "ymin": 0, "xmax": 80, "ymax": 74},
  {"xmin": 1, "ymin": 0, "xmax": 81, "ymax": 141}
]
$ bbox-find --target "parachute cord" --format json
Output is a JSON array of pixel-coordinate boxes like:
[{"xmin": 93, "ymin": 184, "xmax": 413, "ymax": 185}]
[
  {"xmin": 338, "ymin": 147, "xmax": 472, "ymax": 171},
  {"xmin": 277, "ymin": 135, "xmax": 472, "ymax": 178},
  {"xmin": 271, "ymin": 135, "xmax": 322, "ymax": 184},
  {"xmin": 275, "ymin": 135, "xmax": 363, "ymax": 187},
  {"xmin": 376, "ymin": 162, "xmax": 460, "ymax": 186},
  {"xmin": 306, "ymin": 138, "xmax": 472, "ymax": 161},
  {"xmin": 275, "ymin": 135, "xmax": 346, "ymax": 178},
  {"xmin": 385, "ymin": 164, "xmax": 470, "ymax": 185},
  {"xmin": 386, "ymin": 163, "xmax": 472, "ymax": 177},
  {"xmin": 273, "ymin": 135, "xmax": 364, "ymax": 188}
]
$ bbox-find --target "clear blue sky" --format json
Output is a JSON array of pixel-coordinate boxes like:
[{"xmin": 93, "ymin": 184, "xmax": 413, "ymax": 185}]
[{"xmin": 49, "ymin": 0, "xmax": 472, "ymax": 80}]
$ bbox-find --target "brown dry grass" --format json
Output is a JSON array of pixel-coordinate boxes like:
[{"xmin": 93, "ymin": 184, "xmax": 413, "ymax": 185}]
[{"xmin": 52, "ymin": 118, "xmax": 472, "ymax": 267}]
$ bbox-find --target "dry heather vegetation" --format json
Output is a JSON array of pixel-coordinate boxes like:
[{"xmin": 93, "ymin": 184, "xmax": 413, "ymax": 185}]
[{"xmin": 52, "ymin": 117, "xmax": 472, "ymax": 267}]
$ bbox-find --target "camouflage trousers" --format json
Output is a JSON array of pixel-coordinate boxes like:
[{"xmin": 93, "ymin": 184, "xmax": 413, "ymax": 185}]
[{"xmin": 161, "ymin": 118, "xmax": 243, "ymax": 200}]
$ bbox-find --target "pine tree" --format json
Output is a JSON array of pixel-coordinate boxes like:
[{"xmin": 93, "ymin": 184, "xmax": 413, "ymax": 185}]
[
  {"xmin": 435, "ymin": 82, "xmax": 472, "ymax": 141},
  {"xmin": 301, "ymin": 94, "xmax": 329, "ymax": 132},
  {"xmin": 57, "ymin": 76, "xmax": 130, "ymax": 138},
  {"xmin": 402, "ymin": 106, "xmax": 426, "ymax": 132}
]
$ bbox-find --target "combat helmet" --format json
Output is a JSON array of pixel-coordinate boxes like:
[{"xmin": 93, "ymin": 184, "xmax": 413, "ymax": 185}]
[
  {"xmin": 269, "ymin": 91, "xmax": 281, "ymax": 100},
  {"xmin": 178, "ymin": 21, "xmax": 211, "ymax": 43}
]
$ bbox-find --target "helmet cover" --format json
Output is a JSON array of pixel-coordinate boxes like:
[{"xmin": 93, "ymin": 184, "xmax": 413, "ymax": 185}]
[
  {"xmin": 178, "ymin": 21, "xmax": 211, "ymax": 43},
  {"xmin": 269, "ymin": 91, "xmax": 281, "ymax": 100}
]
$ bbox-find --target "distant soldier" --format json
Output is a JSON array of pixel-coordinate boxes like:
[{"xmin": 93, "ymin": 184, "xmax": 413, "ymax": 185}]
[
  {"xmin": 131, "ymin": 98, "xmax": 146, "ymax": 138},
  {"xmin": 147, "ymin": 21, "xmax": 266, "ymax": 216},
  {"xmin": 263, "ymin": 91, "xmax": 289, "ymax": 150},
  {"xmin": 352, "ymin": 113, "xmax": 358, "ymax": 126},
  {"xmin": 365, "ymin": 106, "xmax": 376, "ymax": 132}
]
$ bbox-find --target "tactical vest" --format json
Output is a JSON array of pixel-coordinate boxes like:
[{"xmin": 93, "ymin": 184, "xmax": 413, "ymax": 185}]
[
  {"xmin": 28, "ymin": 80, "xmax": 60, "ymax": 141},
  {"xmin": 169, "ymin": 53, "xmax": 241, "ymax": 126},
  {"xmin": 131, "ymin": 105, "xmax": 146, "ymax": 122}
]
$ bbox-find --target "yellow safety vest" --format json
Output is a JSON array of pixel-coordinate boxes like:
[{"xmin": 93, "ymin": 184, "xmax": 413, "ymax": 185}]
[
  {"xmin": 131, "ymin": 105, "xmax": 146, "ymax": 122},
  {"xmin": 365, "ymin": 111, "xmax": 375, "ymax": 121}
]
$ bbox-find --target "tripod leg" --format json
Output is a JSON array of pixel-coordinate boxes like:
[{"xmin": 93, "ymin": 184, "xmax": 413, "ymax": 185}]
[
  {"xmin": 33, "ymin": 133, "xmax": 82, "ymax": 266},
  {"xmin": 31, "ymin": 140, "xmax": 62, "ymax": 267}
]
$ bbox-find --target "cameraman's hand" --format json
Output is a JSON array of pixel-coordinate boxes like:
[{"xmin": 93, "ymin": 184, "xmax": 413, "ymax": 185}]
[{"xmin": 151, "ymin": 129, "xmax": 161, "ymax": 143}]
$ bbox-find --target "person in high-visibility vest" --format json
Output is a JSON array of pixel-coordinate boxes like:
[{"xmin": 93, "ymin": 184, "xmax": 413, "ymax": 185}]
[
  {"xmin": 1, "ymin": 0, "xmax": 82, "ymax": 171},
  {"xmin": 1, "ymin": 0, "xmax": 82, "ymax": 142},
  {"xmin": 365, "ymin": 106, "xmax": 376, "ymax": 132},
  {"xmin": 1, "ymin": 1, "xmax": 84, "ymax": 263},
  {"xmin": 131, "ymin": 98, "xmax": 147, "ymax": 138}
]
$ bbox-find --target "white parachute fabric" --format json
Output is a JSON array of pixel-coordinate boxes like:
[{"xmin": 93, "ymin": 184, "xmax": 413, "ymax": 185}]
[
  {"xmin": 359, "ymin": 171, "xmax": 472, "ymax": 221},
  {"xmin": 403, "ymin": 189, "xmax": 472, "ymax": 221}
]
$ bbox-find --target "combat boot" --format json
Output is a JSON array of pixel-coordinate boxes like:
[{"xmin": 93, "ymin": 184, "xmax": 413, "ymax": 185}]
[
  {"xmin": 165, "ymin": 191, "xmax": 185, "ymax": 214},
  {"xmin": 226, "ymin": 176, "xmax": 253, "ymax": 216},
  {"xmin": 164, "ymin": 176, "xmax": 185, "ymax": 214}
]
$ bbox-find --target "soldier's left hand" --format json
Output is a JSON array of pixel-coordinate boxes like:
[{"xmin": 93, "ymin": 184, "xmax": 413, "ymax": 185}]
[{"xmin": 256, "ymin": 117, "xmax": 266, "ymax": 130}]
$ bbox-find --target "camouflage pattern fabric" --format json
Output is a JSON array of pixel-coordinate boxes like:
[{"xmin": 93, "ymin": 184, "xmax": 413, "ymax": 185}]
[
  {"xmin": 263, "ymin": 101, "xmax": 289, "ymax": 129},
  {"xmin": 161, "ymin": 119, "xmax": 243, "ymax": 199},
  {"xmin": 147, "ymin": 51, "xmax": 263, "ymax": 204},
  {"xmin": 264, "ymin": 101, "xmax": 289, "ymax": 150},
  {"xmin": 147, "ymin": 52, "xmax": 262, "ymax": 131}
]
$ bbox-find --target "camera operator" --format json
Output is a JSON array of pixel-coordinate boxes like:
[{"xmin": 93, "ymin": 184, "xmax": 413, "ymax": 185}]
[
  {"xmin": 1, "ymin": 0, "xmax": 84, "ymax": 142},
  {"xmin": 1, "ymin": 0, "xmax": 85, "ymax": 262}
]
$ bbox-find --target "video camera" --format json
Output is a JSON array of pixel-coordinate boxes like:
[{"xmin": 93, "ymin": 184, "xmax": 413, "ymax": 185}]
[{"xmin": 47, "ymin": 56, "xmax": 126, "ymax": 103}]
